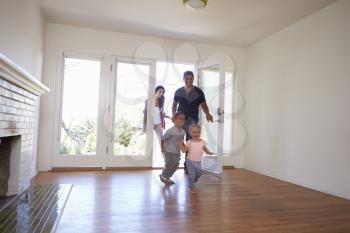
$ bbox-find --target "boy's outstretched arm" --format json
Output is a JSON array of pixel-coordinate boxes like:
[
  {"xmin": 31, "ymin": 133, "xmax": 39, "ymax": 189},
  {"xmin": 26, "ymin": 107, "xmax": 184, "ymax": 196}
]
[
  {"xmin": 180, "ymin": 141, "xmax": 187, "ymax": 153},
  {"xmin": 203, "ymin": 145, "xmax": 214, "ymax": 155}
]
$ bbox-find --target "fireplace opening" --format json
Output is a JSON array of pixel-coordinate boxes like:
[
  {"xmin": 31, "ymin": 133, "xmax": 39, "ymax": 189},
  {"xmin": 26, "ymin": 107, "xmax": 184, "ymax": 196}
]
[{"xmin": 0, "ymin": 136, "xmax": 21, "ymax": 197}]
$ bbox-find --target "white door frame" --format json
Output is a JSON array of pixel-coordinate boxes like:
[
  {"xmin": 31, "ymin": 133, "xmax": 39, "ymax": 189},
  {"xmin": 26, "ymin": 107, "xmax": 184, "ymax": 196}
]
[
  {"xmin": 197, "ymin": 55, "xmax": 229, "ymax": 174},
  {"xmin": 52, "ymin": 51, "xmax": 108, "ymax": 168},
  {"xmin": 51, "ymin": 51, "xmax": 235, "ymax": 169},
  {"xmin": 52, "ymin": 53, "xmax": 156, "ymax": 168},
  {"xmin": 106, "ymin": 56, "xmax": 156, "ymax": 167},
  {"xmin": 198, "ymin": 55, "xmax": 237, "ymax": 170}
]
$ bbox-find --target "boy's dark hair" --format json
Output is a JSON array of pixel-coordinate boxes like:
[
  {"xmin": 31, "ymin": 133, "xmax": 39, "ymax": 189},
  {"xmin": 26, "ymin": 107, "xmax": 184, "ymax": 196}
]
[
  {"xmin": 174, "ymin": 111, "xmax": 185, "ymax": 118},
  {"xmin": 183, "ymin": 70, "xmax": 194, "ymax": 77}
]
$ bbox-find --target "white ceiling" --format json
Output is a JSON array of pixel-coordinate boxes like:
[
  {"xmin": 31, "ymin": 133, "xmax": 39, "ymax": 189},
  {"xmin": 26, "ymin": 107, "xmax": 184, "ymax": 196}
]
[{"xmin": 38, "ymin": 0, "xmax": 337, "ymax": 47}]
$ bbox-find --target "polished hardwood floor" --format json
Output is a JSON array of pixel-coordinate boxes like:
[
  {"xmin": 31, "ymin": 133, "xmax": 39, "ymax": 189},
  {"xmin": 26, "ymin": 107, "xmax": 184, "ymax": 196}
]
[
  {"xmin": 31, "ymin": 169, "xmax": 350, "ymax": 233},
  {"xmin": 0, "ymin": 184, "xmax": 72, "ymax": 233}
]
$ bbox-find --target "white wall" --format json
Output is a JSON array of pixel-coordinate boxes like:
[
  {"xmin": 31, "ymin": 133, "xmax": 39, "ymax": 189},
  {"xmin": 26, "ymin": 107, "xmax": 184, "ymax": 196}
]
[
  {"xmin": 38, "ymin": 23, "xmax": 247, "ymax": 170},
  {"xmin": 246, "ymin": 0, "xmax": 350, "ymax": 199},
  {"xmin": 0, "ymin": 0, "xmax": 45, "ymax": 177},
  {"xmin": 0, "ymin": 0, "xmax": 44, "ymax": 79}
]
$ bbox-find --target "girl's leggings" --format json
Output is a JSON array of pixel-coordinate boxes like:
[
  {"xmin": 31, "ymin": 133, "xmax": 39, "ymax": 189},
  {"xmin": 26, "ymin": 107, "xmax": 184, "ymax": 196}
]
[{"xmin": 186, "ymin": 159, "xmax": 203, "ymax": 189}]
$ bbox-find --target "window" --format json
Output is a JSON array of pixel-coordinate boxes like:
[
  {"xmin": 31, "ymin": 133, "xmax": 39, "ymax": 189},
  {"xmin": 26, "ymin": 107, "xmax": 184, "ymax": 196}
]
[{"xmin": 59, "ymin": 57, "xmax": 101, "ymax": 155}]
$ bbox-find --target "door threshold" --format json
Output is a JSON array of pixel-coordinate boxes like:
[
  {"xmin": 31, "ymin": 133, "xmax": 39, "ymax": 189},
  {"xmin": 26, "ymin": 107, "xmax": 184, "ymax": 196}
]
[{"xmin": 51, "ymin": 167, "xmax": 153, "ymax": 172}]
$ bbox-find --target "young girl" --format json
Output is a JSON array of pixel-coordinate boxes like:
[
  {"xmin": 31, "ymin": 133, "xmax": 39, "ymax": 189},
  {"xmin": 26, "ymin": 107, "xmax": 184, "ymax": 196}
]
[{"xmin": 181, "ymin": 124, "xmax": 214, "ymax": 193}]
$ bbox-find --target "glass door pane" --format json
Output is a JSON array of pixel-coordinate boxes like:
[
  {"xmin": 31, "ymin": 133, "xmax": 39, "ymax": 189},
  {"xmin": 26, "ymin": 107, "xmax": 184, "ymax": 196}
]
[
  {"xmin": 60, "ymin": 57, "xmax": 101, "ymax": 156},
  {"xmin": 199, "ymin": 66, "xmax": 220, "ymax": 153},
  {"xmin": 198, "ymin": 64, "xmax": 224, "ymax": 174},
  {"xmin": 113, "ymin": 62, "xmax": 150, "ymax": 156}
]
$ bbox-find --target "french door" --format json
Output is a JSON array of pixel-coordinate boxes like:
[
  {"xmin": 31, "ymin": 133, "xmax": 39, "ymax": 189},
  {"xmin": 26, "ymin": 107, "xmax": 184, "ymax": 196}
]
[
  {"xmin": 197, "ymin": 55, "xmax": 235, "ymax": 174},
  {"xmin": 52, "ymin": 53, "xmax": 156, "ymax": 168},
  {"xmin": 106, "ymin": 57, "xmax": 156, "ymax": 167}
]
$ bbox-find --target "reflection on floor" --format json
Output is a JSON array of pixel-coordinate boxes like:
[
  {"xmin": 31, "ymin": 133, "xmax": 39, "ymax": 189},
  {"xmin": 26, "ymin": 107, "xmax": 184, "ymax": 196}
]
[
  {"xmin": 32, "ymin": 169, "xmax": 350, "ymax": 233},
  {"xmin": 0, "ymin": 184, "xmax": 72, "ymax": 233}
]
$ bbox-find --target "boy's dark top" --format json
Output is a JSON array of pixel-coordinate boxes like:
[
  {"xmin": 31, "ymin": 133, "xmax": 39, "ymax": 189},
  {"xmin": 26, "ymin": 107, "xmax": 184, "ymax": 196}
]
[{"xmin": 174, "ymin": 86, "xmax": 206, "ymax": 121}]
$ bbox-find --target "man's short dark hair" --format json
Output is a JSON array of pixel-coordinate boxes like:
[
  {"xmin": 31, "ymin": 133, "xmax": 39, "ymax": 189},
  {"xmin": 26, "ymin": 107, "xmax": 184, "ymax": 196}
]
[
  {"xmin": 183, "ymin": 71, "xmax": 194, "ymax": 77},
  {"xmin": 174, "ymin": 111, "xmax": 185, "ymax": 118}
]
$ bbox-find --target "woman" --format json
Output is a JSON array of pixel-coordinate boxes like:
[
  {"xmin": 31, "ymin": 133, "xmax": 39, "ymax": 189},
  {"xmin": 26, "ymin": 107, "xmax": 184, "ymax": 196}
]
[{"xmin": 143, "ymin": 85, "xmax": 168, "ymax": 142}]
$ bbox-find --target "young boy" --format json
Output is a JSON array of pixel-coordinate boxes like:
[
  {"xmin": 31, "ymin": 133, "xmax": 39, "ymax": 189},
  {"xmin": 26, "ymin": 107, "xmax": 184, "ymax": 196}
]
[{"xmin": 159, "ymin": 112, "xmax": 186, "ymax": 185}]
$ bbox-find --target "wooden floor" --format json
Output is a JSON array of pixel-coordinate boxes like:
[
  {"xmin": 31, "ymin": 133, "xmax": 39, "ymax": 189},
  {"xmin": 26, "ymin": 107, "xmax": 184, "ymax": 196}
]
[
  {"xmin": 31, "ymin": 169, "xmax": 350, "ymax": 233},
  {"xmin": 0, "ymin": 184, "xmax": 72, "ymax": 233}
]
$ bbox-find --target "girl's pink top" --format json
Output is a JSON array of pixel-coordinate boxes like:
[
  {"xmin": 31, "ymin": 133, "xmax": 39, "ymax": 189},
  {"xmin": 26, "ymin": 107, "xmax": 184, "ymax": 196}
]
[{"xmin": 186, "ymin": 139, "xmax": 206, "ymax": 162}]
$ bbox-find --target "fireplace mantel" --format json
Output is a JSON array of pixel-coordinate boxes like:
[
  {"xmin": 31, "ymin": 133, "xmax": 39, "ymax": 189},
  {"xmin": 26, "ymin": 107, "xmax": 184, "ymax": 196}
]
[
  {"xmin": 0, "ymin": 52, "xmax": 50, "ymax": 95},
  {"xmin": 0, "ymin": 52, "xmax": 49, "ymax": 196}
]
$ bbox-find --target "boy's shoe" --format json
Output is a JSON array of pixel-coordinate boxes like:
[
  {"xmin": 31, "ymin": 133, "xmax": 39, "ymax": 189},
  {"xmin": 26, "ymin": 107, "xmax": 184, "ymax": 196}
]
[
  {"xmin": 159, "ymin": 175, "xmax": 168, "ymax": 184},
  {"xmin": 166, "ymin": 179, "xmax": 175, "ymax": 185}
]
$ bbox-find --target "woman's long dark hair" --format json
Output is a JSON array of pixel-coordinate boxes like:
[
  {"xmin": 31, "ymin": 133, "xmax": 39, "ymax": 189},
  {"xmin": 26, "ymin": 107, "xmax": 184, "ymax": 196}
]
[{"xmin": 155, "ymin": 85, "xmax": 165, "ymax": 111}]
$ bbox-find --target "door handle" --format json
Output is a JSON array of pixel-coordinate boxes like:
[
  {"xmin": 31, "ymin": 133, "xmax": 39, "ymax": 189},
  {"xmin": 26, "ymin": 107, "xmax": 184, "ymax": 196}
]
[
  {"xmin": 217, "ymin": 107, "xmax": 224, "ymax": 116},
  {"xmin": 214, "ymin": 119, "xmax": 223, "ymax": 123}
]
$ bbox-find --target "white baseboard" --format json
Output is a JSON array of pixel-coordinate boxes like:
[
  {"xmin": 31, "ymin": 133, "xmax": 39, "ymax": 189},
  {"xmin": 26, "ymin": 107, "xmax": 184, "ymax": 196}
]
[{"xmin": 244, "ymin": 166, "xmax": 350, "ymax": 200}]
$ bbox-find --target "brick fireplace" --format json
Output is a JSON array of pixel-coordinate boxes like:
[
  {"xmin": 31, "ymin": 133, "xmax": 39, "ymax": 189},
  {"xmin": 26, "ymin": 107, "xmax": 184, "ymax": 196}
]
[{"xmin": 0, "ymin": 52, "xmax": 49, "ymax": 196}]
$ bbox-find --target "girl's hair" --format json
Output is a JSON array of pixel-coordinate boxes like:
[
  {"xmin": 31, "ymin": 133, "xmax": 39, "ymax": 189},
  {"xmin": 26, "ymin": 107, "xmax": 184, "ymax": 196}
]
[
  {"xmin": 155, "ymin": 85, "xmax": 165, "ymax": 111},
  {"xmin": 189, "ymin": 123, "xmax": 201, "ymax": 132}
]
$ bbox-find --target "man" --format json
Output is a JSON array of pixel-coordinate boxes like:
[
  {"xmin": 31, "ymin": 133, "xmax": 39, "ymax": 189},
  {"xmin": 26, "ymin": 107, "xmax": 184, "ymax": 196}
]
[{"xmin": 172, "ymin": 70, "xmax": 213, "ymax": 173}]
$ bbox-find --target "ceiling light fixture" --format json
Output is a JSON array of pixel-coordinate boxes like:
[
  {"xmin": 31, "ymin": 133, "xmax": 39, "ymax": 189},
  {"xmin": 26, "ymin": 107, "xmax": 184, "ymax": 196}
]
[{"xmin": 183, "ymin": 0, "xmax": 208, "ymax": 10}]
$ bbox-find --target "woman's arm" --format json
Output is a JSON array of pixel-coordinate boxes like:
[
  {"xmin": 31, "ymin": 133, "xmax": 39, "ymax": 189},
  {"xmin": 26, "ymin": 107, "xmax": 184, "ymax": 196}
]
[
  {"xmin": 161, "ymin": 111, "xmax": 166, "ymax": 129},
  {"xmin": 162, "ymin": 112, "xmax": 171, "ymax": 118}
]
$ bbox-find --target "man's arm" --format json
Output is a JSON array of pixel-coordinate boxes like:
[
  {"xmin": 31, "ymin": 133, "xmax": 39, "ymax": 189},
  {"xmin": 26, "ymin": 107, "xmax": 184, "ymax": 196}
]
[
  {"xmin": 199, "ymin": 88, "xmax": 213, "ymax": 123},
  {"xmin": 172, "ymin": 100, "xmax": 178, "ymax": 121},
  {"xmin": 200, "ymin": 102, "xmax": 213, "ymax": 122}
]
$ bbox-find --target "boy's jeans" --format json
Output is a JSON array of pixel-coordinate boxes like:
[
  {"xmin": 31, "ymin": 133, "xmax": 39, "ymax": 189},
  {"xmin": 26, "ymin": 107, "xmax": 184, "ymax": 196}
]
[{"xmin": 162, "ymin": 153, "xmax": 180, "ymax": 178}]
